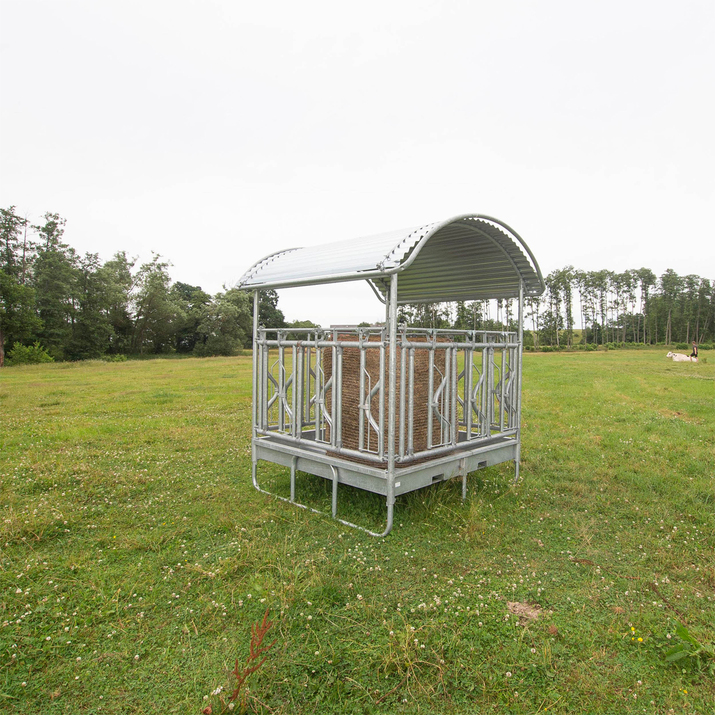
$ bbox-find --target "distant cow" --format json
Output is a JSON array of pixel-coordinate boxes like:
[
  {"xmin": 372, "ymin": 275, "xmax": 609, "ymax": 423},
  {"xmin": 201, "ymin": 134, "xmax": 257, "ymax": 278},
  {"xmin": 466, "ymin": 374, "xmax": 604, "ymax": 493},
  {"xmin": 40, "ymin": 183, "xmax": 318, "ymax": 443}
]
[{"xmin": 667, "ymin": 351, "xmax": 698, "ymax": 363}]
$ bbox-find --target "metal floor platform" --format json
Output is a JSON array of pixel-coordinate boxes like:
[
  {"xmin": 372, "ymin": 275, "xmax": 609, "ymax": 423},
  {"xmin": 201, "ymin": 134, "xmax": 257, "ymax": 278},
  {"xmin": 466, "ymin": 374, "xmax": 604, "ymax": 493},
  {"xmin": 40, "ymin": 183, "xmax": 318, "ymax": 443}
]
[
  {"xmin": 254, "ymin": 431, "xmax": 518, "ymax": 498},
  {"xmin": 252, "ymin": 431, "xmax": 519, "ymax": 537}
]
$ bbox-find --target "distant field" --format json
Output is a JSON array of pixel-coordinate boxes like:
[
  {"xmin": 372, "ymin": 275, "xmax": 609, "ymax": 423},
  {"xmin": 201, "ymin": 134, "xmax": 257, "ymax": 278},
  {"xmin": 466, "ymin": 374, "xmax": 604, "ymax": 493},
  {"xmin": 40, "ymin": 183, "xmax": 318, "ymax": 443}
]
[{"xmin": 1, "ymin": 349, "xmax": 713, "ymax": 714}]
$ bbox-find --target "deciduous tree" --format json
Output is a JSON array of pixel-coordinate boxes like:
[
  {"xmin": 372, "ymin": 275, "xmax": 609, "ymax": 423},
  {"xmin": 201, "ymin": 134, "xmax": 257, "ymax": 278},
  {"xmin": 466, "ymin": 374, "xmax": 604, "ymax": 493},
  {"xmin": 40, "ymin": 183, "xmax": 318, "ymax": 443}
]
[
  {"xmin": 132, "ymin": 254, "xmax": 184, "ymax": 354},
  {"xmin": 0, "ymin": 207, "xmax": 40, "ymax": 367}
]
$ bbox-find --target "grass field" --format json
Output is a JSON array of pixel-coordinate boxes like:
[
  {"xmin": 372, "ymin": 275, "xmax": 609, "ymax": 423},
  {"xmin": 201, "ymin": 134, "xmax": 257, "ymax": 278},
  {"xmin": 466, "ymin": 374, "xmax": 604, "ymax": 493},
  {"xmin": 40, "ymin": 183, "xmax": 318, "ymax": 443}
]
[{"xmin": 1, "ymin": 349, "xmax": 714, "ymax": 714}]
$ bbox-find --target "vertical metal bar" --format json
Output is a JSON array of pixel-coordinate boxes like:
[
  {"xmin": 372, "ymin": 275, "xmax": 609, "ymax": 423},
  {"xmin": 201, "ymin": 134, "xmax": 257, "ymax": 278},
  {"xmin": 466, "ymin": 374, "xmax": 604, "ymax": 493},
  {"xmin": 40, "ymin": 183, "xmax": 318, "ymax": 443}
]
[
  {"xmin": 335, "ymin": 343, "xmax": 343, "ymax": 449},
  {"xmin": 465, "ymin": 346, "xmax": 473, "ymax": 439},
  {"xmin": 427, "ymin": 342, "xmax": 434, "ymax": 448},
  {"xmin": 295, "ymin": 344, "xmax": 303, "ymax": 438},
  {"xmin": 499, "ymin": 346, "xmax": 506, "ymax": 431},
  {"xmin": 331, "ymin": 465, "xmax": 339, "ymax": 517},
  {"xmin": 408, "ymin": 347, "xmax": 415, "ymax": 455},
  {"xmin": 386, "ymin": 274, "xmax": 398, "ymax": 521},
  {"xmin": 399, "ymin": 329, "xmax": 406, "ymax": 459},
  {"xmin": 486, "ymin": 347, "xmax": 493, "ymax": 437},
  {"xmin": 291, "ymin": 344, "xmax": 297, "ymax": 437},
  {"xmin": 305, "ymin": 344, "xmax": 312, "ymax": 427},
  {"xmin": 509, "ymin": 346, "xmax": 516, "ymax": 427},
  {"xmin": 515, "ymin": 280, "xmax": 525, "ymax": 483},
  {"xmin": 251, "ymin": 459, "xmax": 260, "ymax": 489},
  {"xmin": 384, "ymin": 503, "xmax": 394, "ymax": 536},
  {"xmin": 302, "ymin": 345, "xmax": 308, "ymax": 426},
  {"xmin": 330, "ymin": 340, "xmax": 337, "ymax": 447},
  {"xmin": 256, "ymin": 335, "xmax": 266, "ymax": 429},
  {"xmin": 450, "ymin": 345, "xmax": 458, "ymax": 445},
  {"xmin": 443, "ymin": 344, "xmax": 450, "ymax": 446},
  {"xmin": 316, "ymin": 342, "xmax": 323, "ymax": 441},
  {"xmin": 261, "ymin": 333, "xmax": 269, "ymax": 431},
  {"xmin": 359, "ymin": 336, "xmax": 366, "ymax": 452},
  {"xmin": 290, "ymin": 456, "xmax": 297, "ymax": 502},
  {"xmin": 278, "ymin": 344, "xmax": 285, "ymax": 433},
  {"xmin": 457, "ymin": 346, "xmax": 465, "ymax": 430},
  {"xmin": 252, "ymin": 291, "xmax": 260, "ymax": 451},
  {"xmin": 378, "ymin": 330, "xmax": 386, "ymax": 460}
]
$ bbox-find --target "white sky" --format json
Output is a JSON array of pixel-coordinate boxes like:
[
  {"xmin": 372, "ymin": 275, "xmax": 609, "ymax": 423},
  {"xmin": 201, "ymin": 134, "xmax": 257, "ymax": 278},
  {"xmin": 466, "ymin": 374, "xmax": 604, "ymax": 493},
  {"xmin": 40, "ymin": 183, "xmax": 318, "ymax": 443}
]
[{"xmin": 1, "ymin": 0, "xmax": 713, "ymax": 326}]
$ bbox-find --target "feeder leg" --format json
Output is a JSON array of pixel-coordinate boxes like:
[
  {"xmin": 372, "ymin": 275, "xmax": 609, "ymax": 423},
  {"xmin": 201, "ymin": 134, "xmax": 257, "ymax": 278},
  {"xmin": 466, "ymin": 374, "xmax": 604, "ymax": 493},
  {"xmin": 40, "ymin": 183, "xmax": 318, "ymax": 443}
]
[
  {"xmin": 460, "ymin": 458, "xmax": 467, "ymax": 501},
  {"xmin": 513, "ymin": 443, "xmax": 521, "ymax": 484},
  {"xmin": 330, "ymin": 465, "xmax": 339, "ymax": 518},
  {"xmin": 383, "ymin": 501, "xmax": 394, "ymax": 537},
  {"xmin": 290, "ymin": 457, "xmax": 297, "ymax": 502}
]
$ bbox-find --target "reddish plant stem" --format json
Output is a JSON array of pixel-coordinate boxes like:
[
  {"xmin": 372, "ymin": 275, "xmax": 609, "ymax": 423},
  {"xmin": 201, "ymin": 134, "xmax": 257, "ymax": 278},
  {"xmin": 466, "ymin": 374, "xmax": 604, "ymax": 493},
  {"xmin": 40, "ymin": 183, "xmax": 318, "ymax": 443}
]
[{"xmin": 229, "ymin": 609, "xmax": 276, "ymax": 703}]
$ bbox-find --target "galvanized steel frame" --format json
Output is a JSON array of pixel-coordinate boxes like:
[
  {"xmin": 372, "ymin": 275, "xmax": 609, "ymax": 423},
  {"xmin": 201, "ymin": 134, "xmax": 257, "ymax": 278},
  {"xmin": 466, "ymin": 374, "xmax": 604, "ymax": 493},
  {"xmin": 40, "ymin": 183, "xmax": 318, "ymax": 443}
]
[
  {"xmin": 250, "ymin": 276, "xmax": 527, "ymax": 537},
  {"xmin": 242, "ymin": 214, "xmax": 543, "ymax": 535}
]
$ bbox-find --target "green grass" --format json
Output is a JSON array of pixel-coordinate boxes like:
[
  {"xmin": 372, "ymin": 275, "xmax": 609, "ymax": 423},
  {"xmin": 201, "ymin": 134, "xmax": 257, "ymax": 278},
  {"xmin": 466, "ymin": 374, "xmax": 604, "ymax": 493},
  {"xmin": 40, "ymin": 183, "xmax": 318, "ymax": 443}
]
[{"xmin": 1, "ymin": 350, "xmax": 713, "ymax": 714}]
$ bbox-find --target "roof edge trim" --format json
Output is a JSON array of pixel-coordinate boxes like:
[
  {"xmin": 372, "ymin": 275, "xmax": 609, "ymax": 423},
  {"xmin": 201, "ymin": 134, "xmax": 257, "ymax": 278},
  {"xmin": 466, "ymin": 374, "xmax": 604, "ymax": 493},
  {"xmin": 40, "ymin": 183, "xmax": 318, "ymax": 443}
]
[{"xmin": 475, "ymin": 214, "xmax": 545, "ymax": 292}]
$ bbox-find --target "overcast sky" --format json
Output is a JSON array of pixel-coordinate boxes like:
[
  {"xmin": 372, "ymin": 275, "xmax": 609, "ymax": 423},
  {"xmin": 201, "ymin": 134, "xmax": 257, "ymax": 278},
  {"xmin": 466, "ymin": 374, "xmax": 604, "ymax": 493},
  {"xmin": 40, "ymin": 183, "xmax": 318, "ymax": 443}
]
[{"xmin": 1, "ymin": 0, "xmax": 713, "ymax": 326}]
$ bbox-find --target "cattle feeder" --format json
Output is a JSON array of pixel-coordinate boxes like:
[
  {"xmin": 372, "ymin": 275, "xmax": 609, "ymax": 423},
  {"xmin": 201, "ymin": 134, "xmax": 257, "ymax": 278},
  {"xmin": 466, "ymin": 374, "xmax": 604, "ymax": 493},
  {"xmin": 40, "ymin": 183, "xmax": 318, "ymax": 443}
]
[{"xmin": 237, "ymin": 214, "xmax": 545, "ymax": 536}]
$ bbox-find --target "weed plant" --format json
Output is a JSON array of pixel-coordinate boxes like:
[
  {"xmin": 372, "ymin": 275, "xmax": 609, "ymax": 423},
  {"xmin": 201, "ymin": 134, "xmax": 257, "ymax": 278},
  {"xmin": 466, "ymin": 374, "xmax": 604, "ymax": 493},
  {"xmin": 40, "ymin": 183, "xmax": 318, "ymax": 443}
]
[{"xmin": 1, "ymin": 350, "xmax": 713, "ymax": 713}]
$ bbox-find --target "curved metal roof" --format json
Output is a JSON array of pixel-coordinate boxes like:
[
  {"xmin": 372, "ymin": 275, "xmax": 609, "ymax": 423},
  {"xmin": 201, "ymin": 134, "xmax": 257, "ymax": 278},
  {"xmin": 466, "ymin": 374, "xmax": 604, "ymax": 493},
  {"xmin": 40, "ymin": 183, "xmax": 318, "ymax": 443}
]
[{"xmin": 237, "ymin": 214, "xmax": 545, "ymax": 303}]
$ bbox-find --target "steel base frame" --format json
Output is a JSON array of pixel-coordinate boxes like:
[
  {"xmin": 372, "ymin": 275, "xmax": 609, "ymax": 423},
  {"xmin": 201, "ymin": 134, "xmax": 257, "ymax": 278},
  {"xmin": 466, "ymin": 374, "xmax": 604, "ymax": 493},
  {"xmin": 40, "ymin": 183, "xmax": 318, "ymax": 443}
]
[{"xmin": 251, "ymin": 433, "xmax": 519, "ymax": 537}]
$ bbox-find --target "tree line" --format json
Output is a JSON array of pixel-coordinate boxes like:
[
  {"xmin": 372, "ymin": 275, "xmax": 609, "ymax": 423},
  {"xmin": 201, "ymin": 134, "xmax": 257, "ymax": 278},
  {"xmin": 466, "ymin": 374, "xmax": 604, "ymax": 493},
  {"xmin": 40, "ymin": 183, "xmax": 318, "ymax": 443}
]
[
  {"xmin": 531, "ymin": 266, "xmax": 714, "ymax": 349},
  {"xmin": 3, "ymin": 206, "xmax": 713, "ymax": 366},
  {"xmin": 0, "ymin": 207, "xmax": 285, "ymax": 367},
  {"xmin": 399, "ymin": 266, "xmax": 714, "ymax": 349}
]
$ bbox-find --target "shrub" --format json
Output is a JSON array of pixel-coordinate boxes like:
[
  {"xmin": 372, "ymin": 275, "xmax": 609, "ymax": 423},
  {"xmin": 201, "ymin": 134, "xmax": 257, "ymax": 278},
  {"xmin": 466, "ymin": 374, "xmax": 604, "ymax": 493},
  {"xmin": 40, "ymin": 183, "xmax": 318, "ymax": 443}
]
[
  {"xmin": 102, "ymin": 354, "xmax": 128, "ymax": 362},
  {"xmin": 6, "ymin": 342, "xmax": 54, "ymax": 366},
  {"xmin": 193, "ymin": 335, "xmax": 243, "ymax": 357}
]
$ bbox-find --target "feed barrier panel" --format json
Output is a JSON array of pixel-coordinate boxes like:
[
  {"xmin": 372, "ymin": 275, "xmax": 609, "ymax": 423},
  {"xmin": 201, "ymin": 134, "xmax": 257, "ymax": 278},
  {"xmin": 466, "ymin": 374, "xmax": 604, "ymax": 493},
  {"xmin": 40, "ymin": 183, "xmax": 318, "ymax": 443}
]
[{"xmin": 254, "ymin": 327, "xmax": 518, "ymax": 465}]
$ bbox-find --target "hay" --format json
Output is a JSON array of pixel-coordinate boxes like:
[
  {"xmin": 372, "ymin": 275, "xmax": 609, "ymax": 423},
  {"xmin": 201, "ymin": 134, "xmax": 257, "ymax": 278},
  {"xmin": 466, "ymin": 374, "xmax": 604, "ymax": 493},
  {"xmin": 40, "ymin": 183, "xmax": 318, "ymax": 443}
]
[{"xmin": 323, "ymin": 334, "xmax": 447, "ymax": 461}]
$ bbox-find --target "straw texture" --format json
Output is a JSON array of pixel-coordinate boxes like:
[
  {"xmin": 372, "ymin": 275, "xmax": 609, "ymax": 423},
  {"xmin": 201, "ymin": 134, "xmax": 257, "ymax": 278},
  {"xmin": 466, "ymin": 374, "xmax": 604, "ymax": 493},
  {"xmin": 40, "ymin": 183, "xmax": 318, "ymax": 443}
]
[{"xmin": 323, "ymin": 335, "xmax": 447, "ymax": 461}]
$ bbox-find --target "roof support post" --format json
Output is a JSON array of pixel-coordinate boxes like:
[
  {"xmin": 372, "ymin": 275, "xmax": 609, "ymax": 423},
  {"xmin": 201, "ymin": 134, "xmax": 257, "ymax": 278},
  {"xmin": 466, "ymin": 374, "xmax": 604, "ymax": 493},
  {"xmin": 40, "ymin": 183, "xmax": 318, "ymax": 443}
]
[
  {"xmin": 385, "ymin": 273, "xmax": 398, "ymax": 533},
  {"xmin": 514, "ymin": 280, "xmax": 524, "ymax": 483},
  {"xmin": 252, "ymin": 289, "xmax": 260, "ymax": 440}
]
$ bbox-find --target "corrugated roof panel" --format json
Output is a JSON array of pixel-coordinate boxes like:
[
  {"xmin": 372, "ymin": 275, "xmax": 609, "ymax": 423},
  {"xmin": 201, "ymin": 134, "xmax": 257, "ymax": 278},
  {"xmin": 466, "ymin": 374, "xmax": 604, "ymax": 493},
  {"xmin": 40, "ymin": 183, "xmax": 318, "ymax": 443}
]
[{"xmin": 237, "ymin": 214, "xmax": 545, "ymax": 302}]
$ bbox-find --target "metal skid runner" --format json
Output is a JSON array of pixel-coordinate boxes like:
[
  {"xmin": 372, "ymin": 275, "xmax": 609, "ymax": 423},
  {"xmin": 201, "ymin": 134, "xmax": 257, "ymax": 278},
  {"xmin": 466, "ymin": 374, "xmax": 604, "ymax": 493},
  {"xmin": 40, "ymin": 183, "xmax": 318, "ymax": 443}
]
[{"xmin": 239, "ymin": 214, "xmax": 545, "ymax": 536}]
